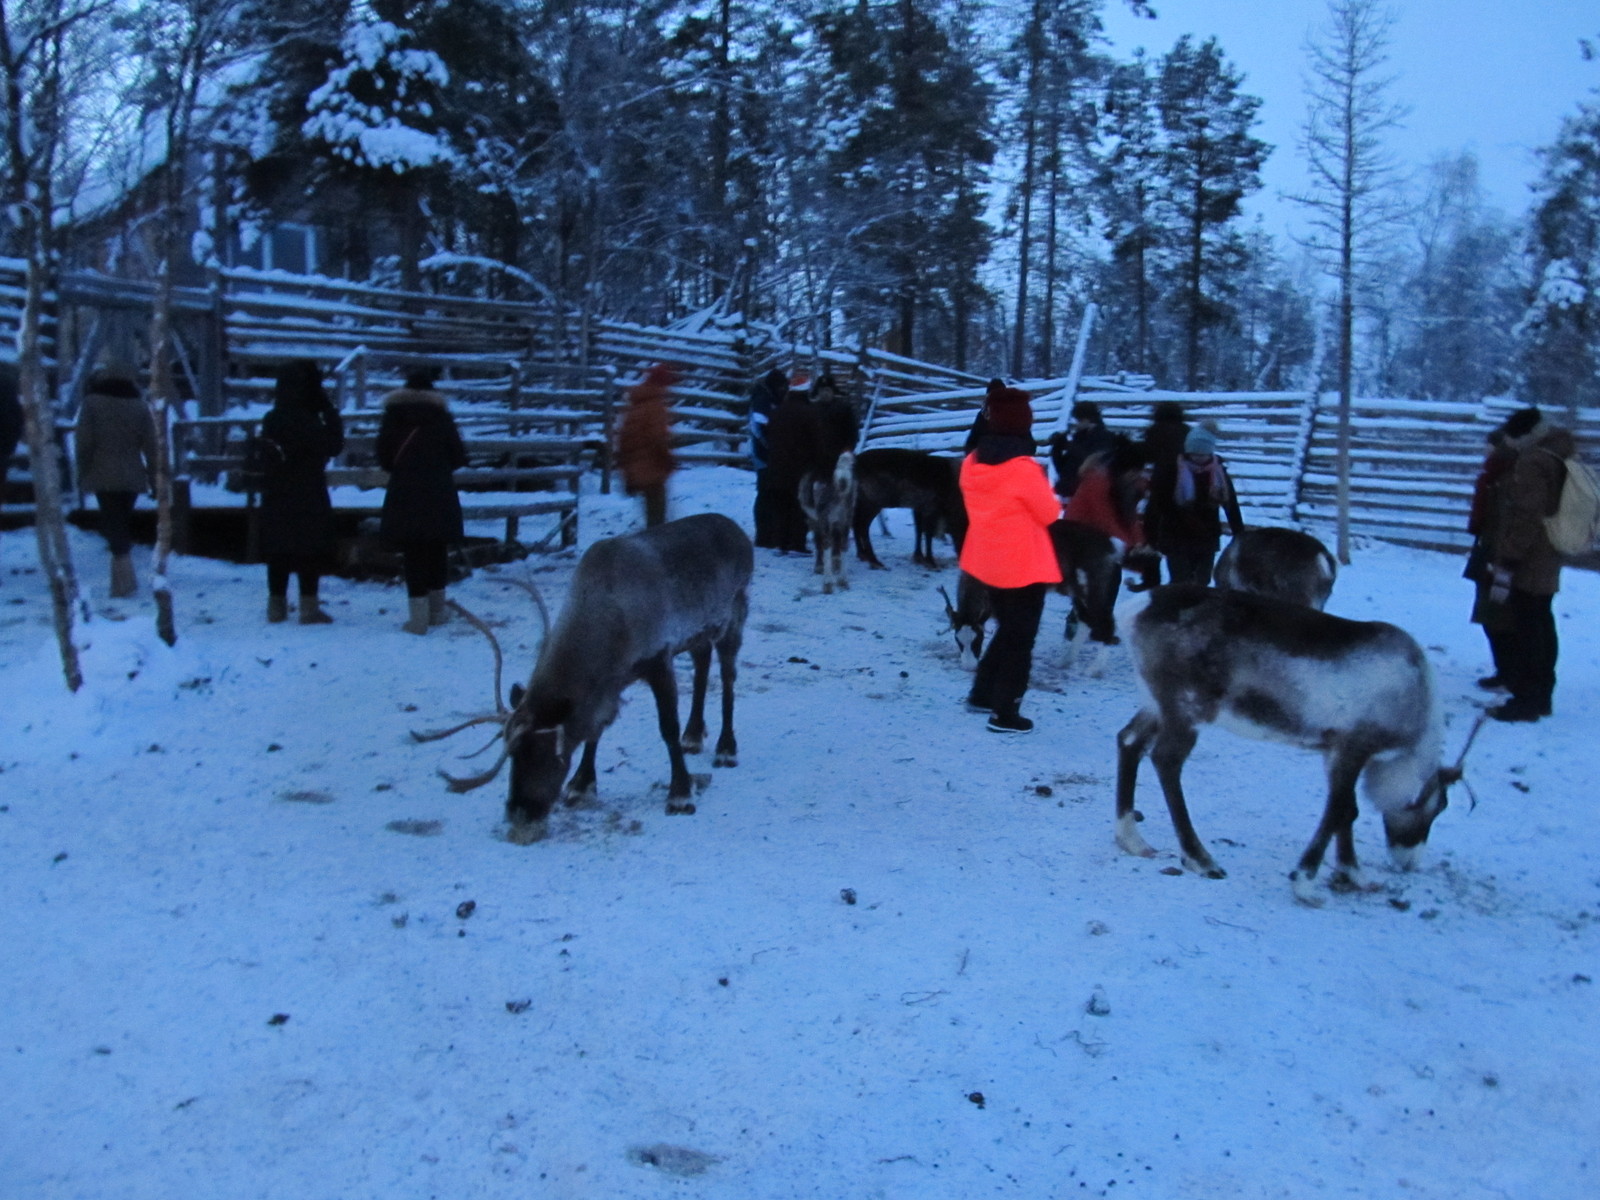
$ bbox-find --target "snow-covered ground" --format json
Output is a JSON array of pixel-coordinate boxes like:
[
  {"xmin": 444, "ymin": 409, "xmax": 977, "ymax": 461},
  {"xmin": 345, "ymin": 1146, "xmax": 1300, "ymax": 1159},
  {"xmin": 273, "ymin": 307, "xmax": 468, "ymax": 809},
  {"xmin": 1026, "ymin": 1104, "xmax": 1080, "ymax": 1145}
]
[{"xmin": 1, "ymin": 467, "xmax": 1595, "ymax": 1200}]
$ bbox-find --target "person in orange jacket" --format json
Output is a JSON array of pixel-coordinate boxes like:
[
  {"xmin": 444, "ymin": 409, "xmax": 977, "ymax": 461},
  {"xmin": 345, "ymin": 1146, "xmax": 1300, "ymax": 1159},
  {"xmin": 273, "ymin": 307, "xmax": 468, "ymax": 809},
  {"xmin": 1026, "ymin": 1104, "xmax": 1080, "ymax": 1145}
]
[
  {"xmin": 959, "ymin": 380, "xmax": 1063, "ymax": 734},
  {"xmin": 615, "ymin": 363, "xmax": 680, "ymax": 527}
]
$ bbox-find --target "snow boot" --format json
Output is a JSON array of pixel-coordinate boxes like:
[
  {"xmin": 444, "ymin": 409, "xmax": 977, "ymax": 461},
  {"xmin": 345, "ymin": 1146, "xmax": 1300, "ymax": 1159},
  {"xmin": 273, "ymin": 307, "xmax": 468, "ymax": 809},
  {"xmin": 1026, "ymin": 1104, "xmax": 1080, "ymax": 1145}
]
[
  {"xmin": 110, "ymin": 554, "xmax": 137, "ymax": 598},
  {"xmin": 299, "ymin": 597, "xmax": 333, "ymax": 625},
  {"xmin": 402, "ymin": 596, "xmax": 431, "ymax": 636},
  {"xmin": 267, "ymin": 595, "xmax": 289, "ymax": 624},
  {"xmin": 986, "ymin": 708, "xmax": 1035, "ymax": 735},
  {"xmin": 427, "ymin": 589, "xmax": 449, "ymax": 626}
]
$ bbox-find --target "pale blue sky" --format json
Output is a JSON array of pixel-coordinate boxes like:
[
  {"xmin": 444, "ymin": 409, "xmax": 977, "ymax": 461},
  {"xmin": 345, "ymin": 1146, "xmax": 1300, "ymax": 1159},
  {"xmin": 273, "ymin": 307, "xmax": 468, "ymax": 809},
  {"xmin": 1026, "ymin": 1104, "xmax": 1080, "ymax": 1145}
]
[{"xmin": 1099, "ymin": 0, "xmax": 1599, "ymax": 239}]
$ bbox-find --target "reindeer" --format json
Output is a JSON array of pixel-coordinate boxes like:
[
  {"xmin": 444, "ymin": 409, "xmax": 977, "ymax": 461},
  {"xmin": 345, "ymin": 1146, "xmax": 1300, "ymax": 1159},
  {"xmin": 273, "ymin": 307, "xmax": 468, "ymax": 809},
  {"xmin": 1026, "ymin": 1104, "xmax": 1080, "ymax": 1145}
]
[
  {"xmin": 1215, "ymin": 527, "xmax": 1338, "ymax": 610},
  {"xmin": 799, "ymin": 451, "xmax": 857, "ymax": 594},
  {"xmin": 1115, "ymin": 586, "xmax": 1475, "ymax": 904},
  {"xmin": 852, "ymin": 449, "xmax": 968, "ymax": 569},
  {"xmin": 413, "ymin": 513, "xmax": 753, "ymax": 841}
]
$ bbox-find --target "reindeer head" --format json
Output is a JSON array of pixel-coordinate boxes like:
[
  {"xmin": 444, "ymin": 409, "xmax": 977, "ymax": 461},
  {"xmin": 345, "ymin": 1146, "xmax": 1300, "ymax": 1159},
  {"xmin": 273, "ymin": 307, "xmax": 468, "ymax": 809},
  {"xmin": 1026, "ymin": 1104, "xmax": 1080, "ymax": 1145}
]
[
  {"xmin": 1382, "ymin": 715, "xmax": 1483, "ymax": 869},
  {"xmin": 504, "ymin": 689, "xmax": 575, "ymax": 832}
]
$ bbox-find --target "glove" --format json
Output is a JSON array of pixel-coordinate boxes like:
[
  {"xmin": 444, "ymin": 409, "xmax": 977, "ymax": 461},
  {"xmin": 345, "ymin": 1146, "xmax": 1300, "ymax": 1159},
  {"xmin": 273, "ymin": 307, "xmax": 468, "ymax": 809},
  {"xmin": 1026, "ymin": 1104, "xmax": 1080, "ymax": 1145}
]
[{"xmin": 1488, "ymin": 567, "xmax": 1512, "ymax": 605}]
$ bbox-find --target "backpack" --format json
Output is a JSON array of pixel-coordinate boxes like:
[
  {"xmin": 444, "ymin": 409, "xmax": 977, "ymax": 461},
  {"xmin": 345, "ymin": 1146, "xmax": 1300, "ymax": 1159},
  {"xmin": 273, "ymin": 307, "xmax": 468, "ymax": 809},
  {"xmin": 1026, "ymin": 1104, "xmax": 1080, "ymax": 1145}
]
[
  {"xmin": 1543, "ymin": 452, "xmax": 1600, "ymax": 557},
  {"xmin": 226, "ymin": 432, "xmax": 284, "ymax": 494}
]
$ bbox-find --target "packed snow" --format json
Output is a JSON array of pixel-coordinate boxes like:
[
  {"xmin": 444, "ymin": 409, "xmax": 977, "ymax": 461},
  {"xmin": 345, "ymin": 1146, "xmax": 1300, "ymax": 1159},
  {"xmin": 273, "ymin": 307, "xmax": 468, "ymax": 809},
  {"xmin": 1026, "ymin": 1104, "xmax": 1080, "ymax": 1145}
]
[{"xmin": 1, "ymin": 466, "xmax": 1595, "ymax": 1199}]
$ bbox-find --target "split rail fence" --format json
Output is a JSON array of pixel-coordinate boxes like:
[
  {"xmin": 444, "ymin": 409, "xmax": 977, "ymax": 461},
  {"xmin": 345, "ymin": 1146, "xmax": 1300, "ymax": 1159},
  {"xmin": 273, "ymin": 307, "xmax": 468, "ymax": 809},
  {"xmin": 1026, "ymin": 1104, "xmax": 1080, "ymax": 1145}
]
[{"xmin": 4, "ymin": 257, "xmax": 1596, "ymax": 557}]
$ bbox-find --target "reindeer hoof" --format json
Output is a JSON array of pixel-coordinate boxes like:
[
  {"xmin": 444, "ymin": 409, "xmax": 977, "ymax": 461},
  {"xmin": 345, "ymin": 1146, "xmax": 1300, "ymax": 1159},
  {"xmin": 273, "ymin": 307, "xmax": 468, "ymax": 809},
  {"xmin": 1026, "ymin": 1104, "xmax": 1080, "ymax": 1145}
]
[
  {"xmin": 1115, "ymin": 814, "xmax": 1157, "ymax": 858},
  {"xmin": 505, "ymin": 819, "xmax": 549, "ymax": 846},
  {"xmin": 1182, "ymin": 854, "xmax": 1226, "ymax": 879},
  {"xmin": 666, "ymin": 800, "xmax": 697, "ymax": 816},
  {"xmin": 562, "ymin": 786, "xmax": 598, "ymax": 809},
  {"xmin": 1290, "ymin": 871, "xmax": 1325, "ymax": 905},
  {"xmin": 837, "ymin": 577, "xmax": 850, "ymax": 591},
  {"xmin": 680, "ymin": 736, "xmax": 704, "ymax": 755},
  {"xmin": 822, "ymin": 581, "xmax": 834, "ymax": 595}
]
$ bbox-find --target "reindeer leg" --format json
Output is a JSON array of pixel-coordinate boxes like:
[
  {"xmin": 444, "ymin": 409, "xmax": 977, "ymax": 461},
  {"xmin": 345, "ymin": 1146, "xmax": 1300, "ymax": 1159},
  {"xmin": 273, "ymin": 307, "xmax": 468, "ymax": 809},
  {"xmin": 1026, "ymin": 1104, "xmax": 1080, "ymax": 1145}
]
[
  {"xmin": 712, "ymin": 625, "xmax": 741, "ymax": 768},
  {"xmin": 640, "ymin": 652, "xmax": 695, "ymax": 814},
  {"xmin": 1115, "ymin": 710, "xmax": 1160, "ymax": 858},
  {"xmin": 854, "ymin": 506, "xmax": 886, "ymax": 569},
  {"xmin": 1148, "ymin": 720, "xmax": 1224, "ymax": 878},
  {"xmin": 563, "ymin": 740, "xmax": 600, "ymax": 807},
  {"xmin": 1293, "ymin": 750, "xmax": 1365, "ymax": 904},
  {"xmin": 681, "ymin": 644, "xmax": 712, "ymax": 754}
]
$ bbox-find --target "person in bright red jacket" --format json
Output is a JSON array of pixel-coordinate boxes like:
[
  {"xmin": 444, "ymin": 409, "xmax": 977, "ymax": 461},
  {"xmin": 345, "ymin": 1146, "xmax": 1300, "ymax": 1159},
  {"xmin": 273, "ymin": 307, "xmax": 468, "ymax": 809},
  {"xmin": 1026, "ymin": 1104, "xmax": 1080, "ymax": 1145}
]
[{"xmin": 959, "ymin": 381, "xmax": 1063, "ymax": 734}]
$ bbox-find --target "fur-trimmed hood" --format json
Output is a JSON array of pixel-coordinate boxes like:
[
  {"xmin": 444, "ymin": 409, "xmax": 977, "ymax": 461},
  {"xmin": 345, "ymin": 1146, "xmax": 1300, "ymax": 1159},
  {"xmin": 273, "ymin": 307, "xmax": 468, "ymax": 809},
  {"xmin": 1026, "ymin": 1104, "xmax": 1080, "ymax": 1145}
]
[{"xmin": 1505, "ymin": 419, "xmax": 1575, "ymax": 460}]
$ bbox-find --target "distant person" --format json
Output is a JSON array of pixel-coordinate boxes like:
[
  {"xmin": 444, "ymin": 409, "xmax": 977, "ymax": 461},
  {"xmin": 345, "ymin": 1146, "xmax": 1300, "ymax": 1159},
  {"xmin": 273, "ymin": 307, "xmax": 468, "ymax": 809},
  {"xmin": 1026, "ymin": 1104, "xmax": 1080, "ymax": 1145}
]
[
  {"xmin": 748, "ymin": 367, "xmax": 789, "ymax": 548},
  {"xmin": 615, "ymin": 363, "xmax": 680, "ymax": 527},
  {"xmin": 1486, "ymin": 405, "xmax": 1573, "ymax": 723},
  {"xmin": 1464, "ymin": 424, "xmax": 1515, "ymax": 692},
  {"xmin": 74, "ymin": 367, "xmax": 157, "ymax": 598},
  {"xmin": 1047, "ymin": 400, "xmax": 1120, "ymax": 499},
  {"xmin": 1146, "ymin": 424, "xmax": 1244, "ymax": 586},
  {"xmin": 257, "ymin": 360, "xmax": 345, "ymax": 624},
  {"xmin": 1132, "ymin": 400, "xmax": 1191, "ymax": 589},
  {"xmin": 0, "ymin": 362, "xmax": 20, "ymax": 573},
  {"xmin": 958, "ymin": 380, "xmax": 1062, "ymax": 734},
  {"xmin": 764, "ymin": 377, "xmax": 817, "ymax": 555},
  {"xmin": 377, "ymin": 365, "xmax": 465, "ymax": 635}
]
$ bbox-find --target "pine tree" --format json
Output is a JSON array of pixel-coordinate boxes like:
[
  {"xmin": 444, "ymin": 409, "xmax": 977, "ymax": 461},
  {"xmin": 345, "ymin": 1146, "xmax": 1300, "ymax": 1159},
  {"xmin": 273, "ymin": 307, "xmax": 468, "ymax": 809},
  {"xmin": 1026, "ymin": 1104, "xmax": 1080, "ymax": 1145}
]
[{"xmin": 1154, "ymin": 34, "xmax": 1268, "ymax": 391}]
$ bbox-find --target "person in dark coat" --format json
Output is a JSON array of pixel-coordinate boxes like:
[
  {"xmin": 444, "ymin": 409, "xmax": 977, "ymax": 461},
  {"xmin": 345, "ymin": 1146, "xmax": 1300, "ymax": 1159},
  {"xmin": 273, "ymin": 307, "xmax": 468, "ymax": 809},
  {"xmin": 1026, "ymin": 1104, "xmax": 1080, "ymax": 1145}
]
[
  {"xmin": 1464, "ymin": 424, "xmax": 1516, "ymax": 692},
  {"xmin": 74, "ymin": 367, "xmax": 158, "ymax": 598},
  {"xmin": 764, "ymin": 380, "xmax": 817, "ymax": 554},
  {"xmin": 258, "ymin": 360, "xmax": 344, "ymax": 624},
  {"xmin": 1131, "ymin": 400, "xmax": 1191, "ymax": 589},
  {"xmin": 748, "ymin": 367, "xmax": 789, "ymax": 548},
  {"xmin": 1047, "ymin": 400, "xmax": 1121, "ymax": 499},
  {"xmin": 1146, "ymin": 424, "xmax": 1245, "ymax": 586},
  {"xmin": 0, "ymin": 362, "xmax": 21, "ymax": 571},
  {"xmin": 377, "ymin": 365, "xmax": 465, "ymax": 635},
  {"xmin": 1485, "ymin": 406, "xmax": 1573, "ymax": 722}
]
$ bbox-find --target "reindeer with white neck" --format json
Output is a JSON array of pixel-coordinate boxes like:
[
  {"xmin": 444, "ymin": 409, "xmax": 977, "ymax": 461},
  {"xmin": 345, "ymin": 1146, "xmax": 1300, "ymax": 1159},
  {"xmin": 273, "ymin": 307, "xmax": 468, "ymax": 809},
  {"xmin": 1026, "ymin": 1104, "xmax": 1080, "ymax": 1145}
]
[{"xmin": 1115, "ymin": 585, "xmax": 1478, "ymax": 905}]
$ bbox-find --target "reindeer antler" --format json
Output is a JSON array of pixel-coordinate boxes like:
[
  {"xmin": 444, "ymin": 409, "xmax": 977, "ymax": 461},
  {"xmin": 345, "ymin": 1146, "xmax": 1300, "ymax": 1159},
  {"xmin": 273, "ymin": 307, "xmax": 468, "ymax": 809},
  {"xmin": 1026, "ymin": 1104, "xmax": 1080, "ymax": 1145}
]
[
  {"xmin": 501, "ymin": 574, "xmax": 552, "ymax": 645},
  {"xmin": 1440, "ymin": 712, "xmax": 1490, "ymax": 811},
  {"xmin": 408, "ymin": 601, "xmax": 520, "ymax": 794},
  {"xmin": 937, "ymin": 584, "xmax": 959, "ymax": 628}
]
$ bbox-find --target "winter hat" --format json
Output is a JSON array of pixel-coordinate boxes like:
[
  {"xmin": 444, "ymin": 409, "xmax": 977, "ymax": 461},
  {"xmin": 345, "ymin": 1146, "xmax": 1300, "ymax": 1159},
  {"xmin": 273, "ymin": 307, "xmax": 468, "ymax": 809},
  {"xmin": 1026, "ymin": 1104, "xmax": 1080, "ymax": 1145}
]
[
  {"xmin": 1070, "ymin": 399, "xmax": 1103, "ymax": 422},
  {"xmin": 1184, "ymin": 425, "xmax": 1219, "ymax": 456},
  {"xmin": 274, "ymin": 359, "xmax": 327, "ymax": 410},
  {"xmin": 87, "ymin": 366, "xmax": 141, "ymax": 400},
  {"xmin": 1501, "ymin": 406, "xmax": 1542, "ymax": 440},
  {"xmin": 404, "ymin": 365, "xmax": 442, "ymax": 391},
  {"xmin": 985, "ymin": 379, "xmax": 1034, "ymax": 437},
  {"xmin": 1153, "ymin": 400, "xmax": 1187, "ymax": 424}
]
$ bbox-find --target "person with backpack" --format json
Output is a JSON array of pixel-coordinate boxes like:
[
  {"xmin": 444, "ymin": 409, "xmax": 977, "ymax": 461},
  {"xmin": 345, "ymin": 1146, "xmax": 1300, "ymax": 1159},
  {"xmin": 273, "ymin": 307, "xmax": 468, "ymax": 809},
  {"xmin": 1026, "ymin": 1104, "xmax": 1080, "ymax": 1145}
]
[
  {"xmin": 257, "ymin": 360, "xmax": 345, "ymax": 624},
  {"xmin": 1486, "ymin": 406, "xmax": 1576, "ymax": 722}
]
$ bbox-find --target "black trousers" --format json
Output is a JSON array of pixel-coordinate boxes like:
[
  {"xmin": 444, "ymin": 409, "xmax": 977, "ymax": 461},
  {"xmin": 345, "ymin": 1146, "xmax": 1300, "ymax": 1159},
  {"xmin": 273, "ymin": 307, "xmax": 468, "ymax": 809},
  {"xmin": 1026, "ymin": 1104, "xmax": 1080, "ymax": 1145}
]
[
  {"xmin": 972, "ymin": 583, "xmax": 1047, "ymax": 717},
  {"xmin": 95, "ymin": 491, "xmax": 138, "ymax": 556},
  {"xmin": 1503, "ymin": 589, "xmax": 1558, "ymax": 706},
  {"xmin": 401, "ymin": 540, "xmax": 450, "ymax": 598},
  {"xmin": 753, "ymin": 470, "xmax": 780, "ymax": 548},
  {"xmin": 267, "ymin": 555, "xmax": 323, "ymax": 599},
  {"xmin": 1165, "ymin": 544, "xmax": 1216, "ymax": 587}
]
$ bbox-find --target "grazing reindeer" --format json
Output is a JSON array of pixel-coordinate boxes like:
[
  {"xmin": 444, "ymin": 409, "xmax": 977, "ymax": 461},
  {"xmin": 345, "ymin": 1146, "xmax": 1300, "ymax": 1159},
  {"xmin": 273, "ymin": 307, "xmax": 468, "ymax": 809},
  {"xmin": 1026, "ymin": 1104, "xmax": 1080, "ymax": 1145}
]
[
  {"xmin": 1215, "ymin": 527, "xmax": 1338, "ymax": 610},
  {"xmin": 1115, "ymin": 586, "xmax": 1472, "ymax": 904},
  {"xmin": 852, "ymin": 449, "xmax": 968, "ymax": 569},
  {"xmin": 799, "ymin": 451, "xmax": 857, "ymax": 593},
  {"xmin": 939, "ymin": 519, "xmax": 1123, "ymax": 669},
  {"xmin": 414, "ymin": 513, "xmax": 753, "ymax": 841}
]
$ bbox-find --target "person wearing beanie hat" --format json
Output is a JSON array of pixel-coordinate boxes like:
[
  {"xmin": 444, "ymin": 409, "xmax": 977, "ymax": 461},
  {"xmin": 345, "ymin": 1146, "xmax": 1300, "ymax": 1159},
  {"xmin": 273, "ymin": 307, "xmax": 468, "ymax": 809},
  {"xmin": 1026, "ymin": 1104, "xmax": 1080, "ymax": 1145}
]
[
  {"xmin": 1145, "ymin": 421, "xmax": 1244, "ymax": 586},
  {"xmin": 74, "ymin": 366, "xmax": 158, "ymax": 598},
  {"xmin": 748, "ymin": 367, "xmax": 790, "ymax": 548},
  {"xmin": 616, "ymin": 363, "xmax": 680, "ymax": 527},
  {"xmin": 959, "ymin": 381, "xmax": 1062, "ymax": 734},
  {"xmin": 1482, "ymin": 404, "xmax": 1574, "ymax": 722}
]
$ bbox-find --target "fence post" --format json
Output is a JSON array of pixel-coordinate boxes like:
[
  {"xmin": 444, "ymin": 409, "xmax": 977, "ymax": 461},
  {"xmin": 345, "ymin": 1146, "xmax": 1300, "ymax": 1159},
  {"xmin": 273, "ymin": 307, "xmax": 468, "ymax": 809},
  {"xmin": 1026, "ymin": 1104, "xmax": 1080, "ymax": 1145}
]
[
  {"xmin": 1287, "ymin": 390, "xmax": 1320, "ymax": 524},
  {"xmin": 1049, "ymin": 303, "xmax": 1097, "ymax": 438}
]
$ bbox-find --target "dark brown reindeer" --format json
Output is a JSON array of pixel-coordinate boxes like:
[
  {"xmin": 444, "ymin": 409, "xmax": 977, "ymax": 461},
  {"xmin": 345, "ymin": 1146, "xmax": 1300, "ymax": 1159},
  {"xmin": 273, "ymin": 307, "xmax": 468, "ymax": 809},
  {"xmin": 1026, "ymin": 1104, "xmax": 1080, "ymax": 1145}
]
[
  {"xmin": 1115, "ymin": 586, "xmax": 1478, "ymax": 904},
  {"xmin": 414, "ymin": 513, "xmax": 753, "ymax": 841},
  {"xmin": 1214, "ymin": 527, "xmax": 1338, "ymax": 609},
  {"xmin": 852, "ymin": 449, "xmax": 968, "ymax": 569}
]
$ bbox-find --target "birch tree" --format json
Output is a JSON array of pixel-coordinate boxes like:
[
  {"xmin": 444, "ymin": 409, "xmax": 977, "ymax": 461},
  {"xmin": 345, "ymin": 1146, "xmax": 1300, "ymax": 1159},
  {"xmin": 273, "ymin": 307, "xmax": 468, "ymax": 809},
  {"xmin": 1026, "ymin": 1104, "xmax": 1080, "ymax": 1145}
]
[
  {"xmin": 0, "ymin": 0, "xmax": 124, "ymax": 689},
  {"xmin": 1290, "ymin": 0, "xmax": 1406, "ymax": 564}
]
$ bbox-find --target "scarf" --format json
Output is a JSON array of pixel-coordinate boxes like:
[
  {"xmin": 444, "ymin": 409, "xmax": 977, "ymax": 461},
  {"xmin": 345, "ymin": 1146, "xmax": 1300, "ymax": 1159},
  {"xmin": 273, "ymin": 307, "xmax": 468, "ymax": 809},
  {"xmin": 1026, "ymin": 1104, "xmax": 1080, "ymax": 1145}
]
[{"xmin": 1176, "ymin": 456, "xmax": 1227, "ymax": 505}]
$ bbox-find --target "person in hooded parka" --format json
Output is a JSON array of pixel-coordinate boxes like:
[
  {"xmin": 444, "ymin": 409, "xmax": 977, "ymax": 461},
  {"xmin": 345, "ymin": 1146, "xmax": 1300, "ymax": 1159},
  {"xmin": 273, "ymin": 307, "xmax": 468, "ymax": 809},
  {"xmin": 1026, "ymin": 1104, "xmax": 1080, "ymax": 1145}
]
[
  {"xmin": 377, "ymin": 365, "xmax": 466, "ymax": 635},
  {"xmin": 258, "ymin": 359, "xmax": 345, "ymax": 624}
]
